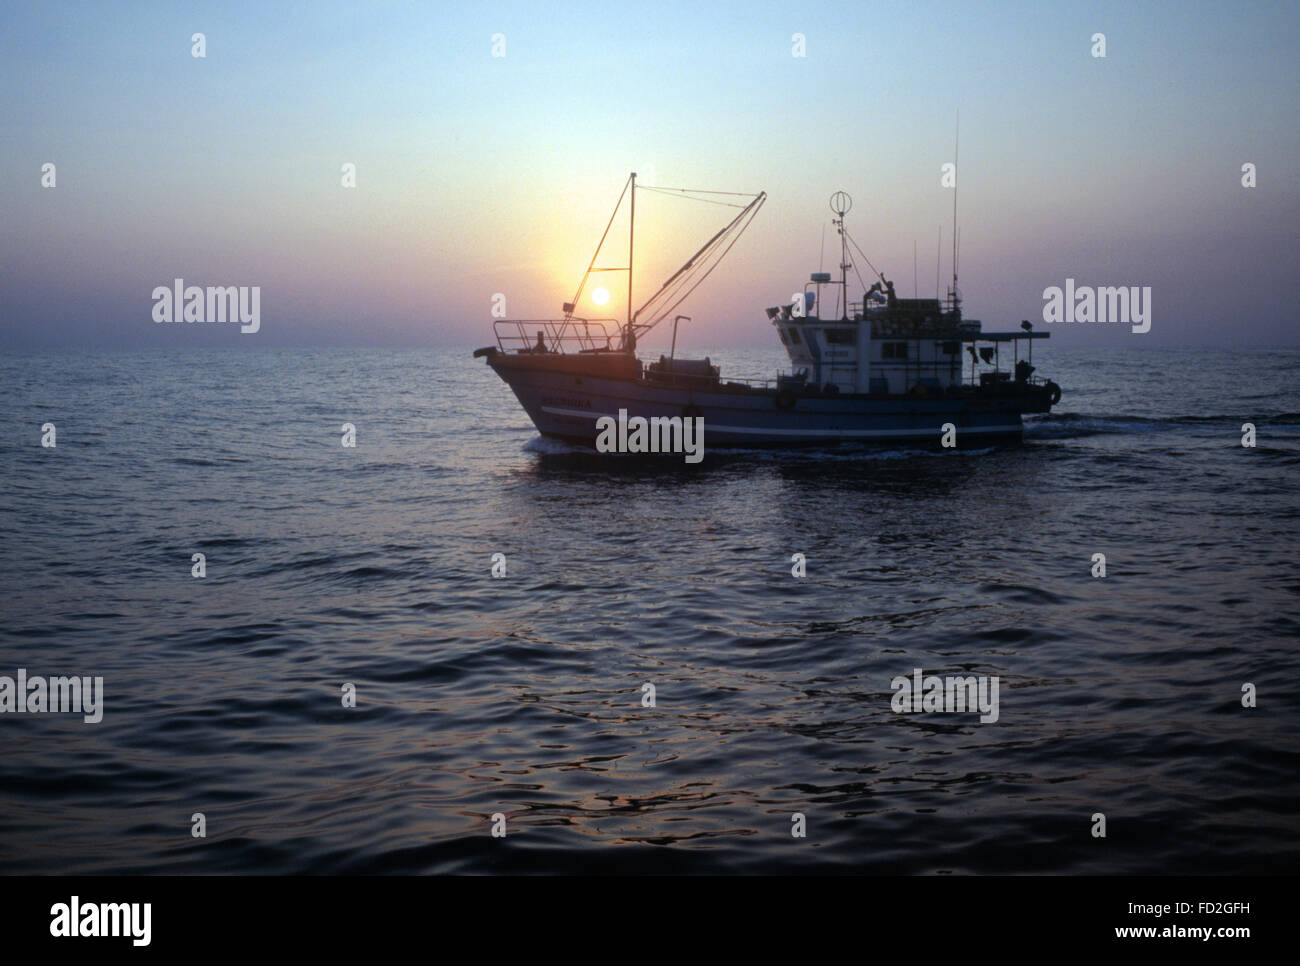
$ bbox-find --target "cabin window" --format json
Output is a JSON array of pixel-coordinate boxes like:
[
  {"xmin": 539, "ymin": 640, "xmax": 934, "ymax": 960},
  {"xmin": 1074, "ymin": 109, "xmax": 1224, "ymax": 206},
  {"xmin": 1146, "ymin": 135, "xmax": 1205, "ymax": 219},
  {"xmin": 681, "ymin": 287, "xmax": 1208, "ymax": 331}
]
[
  {"xmin": 942, "ymin": 341, "xmax": 960, "ymax": 355},
  {"xmin": 881, "ymin": 342, "xmax": 908, "ymax": 360},
  {"xmin": 786, "ymin": 327, "xmax": 802, "ymax": 345},
  {"xmin": 824, "ymin": 328, "xmax": 855, "ymax": 345}
]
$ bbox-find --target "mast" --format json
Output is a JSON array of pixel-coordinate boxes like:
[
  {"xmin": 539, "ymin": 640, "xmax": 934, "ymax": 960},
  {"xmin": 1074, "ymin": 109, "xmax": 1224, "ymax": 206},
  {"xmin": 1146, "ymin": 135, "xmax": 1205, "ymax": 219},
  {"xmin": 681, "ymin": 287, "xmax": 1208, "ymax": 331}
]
[
  {"xmin": 567, "ymin": 176, "xmax": 764, "ymax": 344},
  {"xmin": 829, "ymin": 191, "xmax": 852, "ymax": 321},
  {"xmin": 627, "ymin": 172, "xmax": 636, "ymax": 344}
]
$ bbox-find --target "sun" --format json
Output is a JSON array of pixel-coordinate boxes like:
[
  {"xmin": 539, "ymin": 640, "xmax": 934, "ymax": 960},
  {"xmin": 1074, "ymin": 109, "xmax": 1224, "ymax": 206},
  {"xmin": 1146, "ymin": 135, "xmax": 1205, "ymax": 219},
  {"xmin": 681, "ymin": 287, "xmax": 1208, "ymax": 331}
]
[{"xmin": 591, "ymin": 287, "xmax": 610, "ymax": 306}]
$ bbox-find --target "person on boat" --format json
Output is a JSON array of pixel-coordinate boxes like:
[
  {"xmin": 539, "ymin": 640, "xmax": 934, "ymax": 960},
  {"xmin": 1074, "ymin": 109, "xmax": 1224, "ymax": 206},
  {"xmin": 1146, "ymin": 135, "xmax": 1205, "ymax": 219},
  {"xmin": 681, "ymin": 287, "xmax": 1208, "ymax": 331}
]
[{"xmin": 533, "ymin": 330, "xmax": 547, "ymax": 353}]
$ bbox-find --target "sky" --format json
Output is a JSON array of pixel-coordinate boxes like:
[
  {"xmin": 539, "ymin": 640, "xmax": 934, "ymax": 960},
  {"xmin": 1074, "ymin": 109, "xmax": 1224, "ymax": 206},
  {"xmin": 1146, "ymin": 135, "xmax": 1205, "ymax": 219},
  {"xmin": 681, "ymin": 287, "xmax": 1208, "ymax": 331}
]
[{"xmin": 1, "ymin": 0, "xmax": 1298, "ymax": 351}]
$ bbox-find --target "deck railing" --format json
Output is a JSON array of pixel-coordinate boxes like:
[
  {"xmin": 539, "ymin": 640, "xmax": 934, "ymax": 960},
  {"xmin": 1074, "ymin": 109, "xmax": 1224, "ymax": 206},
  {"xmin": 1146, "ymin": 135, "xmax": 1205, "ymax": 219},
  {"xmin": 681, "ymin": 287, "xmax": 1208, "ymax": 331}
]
[{"xmin": 493, "ymin": 318, "xmax": 621, "ymax": 354}]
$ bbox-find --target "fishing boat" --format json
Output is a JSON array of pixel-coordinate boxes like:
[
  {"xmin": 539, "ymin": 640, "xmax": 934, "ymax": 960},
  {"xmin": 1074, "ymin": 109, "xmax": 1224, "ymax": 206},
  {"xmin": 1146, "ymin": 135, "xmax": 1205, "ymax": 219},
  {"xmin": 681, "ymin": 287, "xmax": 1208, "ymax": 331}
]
[{"xmin": 473, "ymin": 173, "xmax": 1060, "ymax": 449}]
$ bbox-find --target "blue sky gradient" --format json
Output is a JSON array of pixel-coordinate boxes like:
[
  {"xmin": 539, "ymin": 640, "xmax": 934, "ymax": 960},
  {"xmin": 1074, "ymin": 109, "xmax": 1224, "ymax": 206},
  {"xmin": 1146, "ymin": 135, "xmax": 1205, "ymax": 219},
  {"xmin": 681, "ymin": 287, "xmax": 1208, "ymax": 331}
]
[{"xmin": 2, "ymin": 0, "xmax": 1297, "ymax": 348}]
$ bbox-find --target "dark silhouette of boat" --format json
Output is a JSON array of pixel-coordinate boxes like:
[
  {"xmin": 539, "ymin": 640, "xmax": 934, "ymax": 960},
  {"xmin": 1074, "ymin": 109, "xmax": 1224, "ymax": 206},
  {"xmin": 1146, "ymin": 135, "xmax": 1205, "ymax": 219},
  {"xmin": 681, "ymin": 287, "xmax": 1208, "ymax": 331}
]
[{"xmin": 474, "ymin": 174, "xmax": 1059, "ymax": 449}]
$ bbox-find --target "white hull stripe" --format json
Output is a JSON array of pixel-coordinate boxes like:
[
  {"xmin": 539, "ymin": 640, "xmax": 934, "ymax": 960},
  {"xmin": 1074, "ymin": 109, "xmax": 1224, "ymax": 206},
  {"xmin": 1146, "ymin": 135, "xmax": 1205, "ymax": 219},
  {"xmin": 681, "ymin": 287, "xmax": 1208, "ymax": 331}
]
[{"xmin": 539, "ymin": 406, "xmax": 1021, "ymax": 438}]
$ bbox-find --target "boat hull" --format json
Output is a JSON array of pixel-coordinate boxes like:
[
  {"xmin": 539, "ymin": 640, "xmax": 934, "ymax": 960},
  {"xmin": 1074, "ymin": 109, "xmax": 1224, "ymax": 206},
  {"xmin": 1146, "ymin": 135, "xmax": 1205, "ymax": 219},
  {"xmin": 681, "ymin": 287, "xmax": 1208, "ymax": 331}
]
[{"xmin": 484, "ymin": 351, "xmax": 1046, "ymax": 448}]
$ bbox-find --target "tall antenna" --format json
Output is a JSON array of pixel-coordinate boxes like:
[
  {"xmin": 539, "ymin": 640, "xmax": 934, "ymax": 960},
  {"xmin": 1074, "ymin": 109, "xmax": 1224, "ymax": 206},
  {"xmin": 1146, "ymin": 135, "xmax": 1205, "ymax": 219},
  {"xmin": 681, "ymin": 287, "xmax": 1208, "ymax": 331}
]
[
  {"xmin": 951, "ymin": 111, "xmax": 959, "ymax": 301},
  {"xmin": 935, "ymin": 226, "xmax": 941, "ymax": 301}
]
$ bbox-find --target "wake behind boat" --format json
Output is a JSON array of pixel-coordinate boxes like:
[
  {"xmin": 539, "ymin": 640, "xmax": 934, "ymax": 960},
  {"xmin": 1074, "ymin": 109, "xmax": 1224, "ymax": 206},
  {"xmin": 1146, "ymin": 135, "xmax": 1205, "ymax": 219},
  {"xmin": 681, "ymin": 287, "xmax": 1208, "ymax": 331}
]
[{"xmin": 474, "ymin": 173, "xmax": 1060, "ymax": 449}]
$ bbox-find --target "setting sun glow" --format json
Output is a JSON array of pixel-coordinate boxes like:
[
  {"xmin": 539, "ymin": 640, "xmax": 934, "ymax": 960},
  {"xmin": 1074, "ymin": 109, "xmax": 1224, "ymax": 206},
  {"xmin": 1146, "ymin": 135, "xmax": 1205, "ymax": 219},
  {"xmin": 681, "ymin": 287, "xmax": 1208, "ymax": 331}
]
[{"xmin": 592, "ymin": 287, "xmax": 610, "ymax": 306}]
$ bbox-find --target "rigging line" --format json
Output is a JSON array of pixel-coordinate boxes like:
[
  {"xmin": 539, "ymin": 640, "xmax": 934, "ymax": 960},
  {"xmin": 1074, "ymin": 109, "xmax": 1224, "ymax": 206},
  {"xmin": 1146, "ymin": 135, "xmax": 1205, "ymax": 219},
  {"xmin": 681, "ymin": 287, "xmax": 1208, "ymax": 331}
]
[
  {"xmin": 641, "ymin": 195, "xmax": 744, "ymax": 210},
  {"xmin": 842, "ymin": 228, "xmax": 885, "ymax": 283},
  {"xmin": 633, "ymin": 200, "xmax": 764, "ymax": 333},
  {"xmin": 638, "ymin": 186, "xmax": 761, "ymax": 196},
  {"xmin": 635, "ymin": 240, "xmax": 730, "ymax": 325},
  {"xmin": 567, "ymin": 174, "xmax": 632, "ymax": 314},
  {"xmin": 633, "ymin": 195, "xmax": 758, "ymax": 318},
  {"xmin": 642, "ymin": 225, "xmax": 732, "ymax": 305},
  {"xmin": 636, "ymin": 200, "xmax": 765, "ymax": 332},
  {"xmin": 634, "ymin": 186, "xmax": 747, "ymax": 208},
  {"xmin": 649, "ymin": 192, "xmax": 764, "ymax": 300},
  {"xmin": 850, "ymin": 257, "xmax": 869, "ymax": 301}
]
